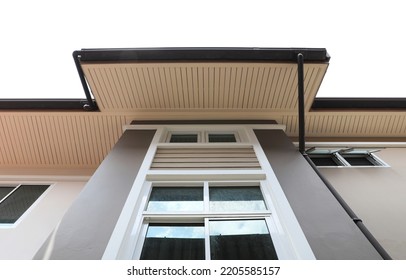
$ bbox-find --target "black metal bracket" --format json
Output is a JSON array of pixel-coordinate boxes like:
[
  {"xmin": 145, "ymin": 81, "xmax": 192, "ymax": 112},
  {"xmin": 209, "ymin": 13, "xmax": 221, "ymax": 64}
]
[{"xmin": 72, "ymin": 51, "xmax": 99, "ymax": 111}]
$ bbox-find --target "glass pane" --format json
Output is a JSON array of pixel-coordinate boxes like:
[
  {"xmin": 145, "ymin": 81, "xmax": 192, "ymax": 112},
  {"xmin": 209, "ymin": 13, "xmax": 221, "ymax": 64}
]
[
  {"xmin": 170, "ymin": 134, "xmax": 198, "ymax": 143},
  {"xmin": 209, "ymin": 186, "xmax": 267, "ymax": 211},
  {"xmin": 210, "ymin": 220, "xmax": 278, "ymax": 260},
  {"xmin": 0, "ymin": 187, "xmax": 14, "ymax": 201},
  {"xmin": 140, "ymin": 223, "xmax": 205, "ymax": 260},
  {"xmin": 342, "ymin": 155, "xmax": 375, "ymax": 166},
  {"xmin": 0, "ymin": 185, "xmax": 49, "ymax": 224},
  {"xmin": 208, "ymin": 134, "xmax": 236, "ymax": 143},
  {"xmin": 309, "ymin": 155, "xmax": 340, "ymax": 166},
  {"xmin": 147, "ymin": 187, "xmax": 203, "ymax": 212}
]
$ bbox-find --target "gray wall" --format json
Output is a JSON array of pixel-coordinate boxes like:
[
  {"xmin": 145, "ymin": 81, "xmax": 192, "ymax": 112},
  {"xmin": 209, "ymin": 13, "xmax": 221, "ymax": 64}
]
[
  {"xmin": 35, "ymin": 129, "xmax": 156, "ymax": 259},
  {"xmin": 255, "ymin": 129, "xmax": 382, "ymax": 259},
  {"xmin": 319, "ymin": 148, "xmax": 406, "ymax": 259}
]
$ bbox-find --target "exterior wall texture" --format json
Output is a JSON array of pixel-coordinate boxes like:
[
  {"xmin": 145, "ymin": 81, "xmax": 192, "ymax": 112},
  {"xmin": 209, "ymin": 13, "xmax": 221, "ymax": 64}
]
[
  {"xmin": 255, "ymin": 129, "xmax": 382, "ymax": 259},
  {"xmin": 0, "ymin": 180, "xmax": 86, "ymax": 260},
  {"xmin": 319, "ymin": 147, "xmax": 406, "ymax": 259},
  {"xmin": 27, "ymin": 126, "xmax": 391, "ymax": 260},
  {"xmin": 35, "ymin": 129, "xmax": 156, "ymax": 260}
]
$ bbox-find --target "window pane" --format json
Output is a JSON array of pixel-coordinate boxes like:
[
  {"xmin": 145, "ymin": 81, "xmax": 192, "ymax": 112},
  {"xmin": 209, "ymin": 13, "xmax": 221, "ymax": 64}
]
[
  {"xmin": 170, "ymin": 134, "xmax": 198, "ymax": 143},
  {"xmin": 147, "ymin": 187, "xmax": 204, "ymax": 211},
  {"xmin": 208, "ymin": 134, "xmax": 236, "ymax": 143},
  {"xmin": 209, "ymin": 186, "xmax": 267, "ymax": 211},
  {"xmin": 342, "ymin": 155, "xmax": 376, "ymax": 166},
  {"xmin": 209, "ymin": 220, "xmax": 278, "ymax": 260},
  {"xmin": 0, "ymin": 185, "xmax": 49, "ymax": 223},
  {"xmin": 309, "ymin": 155, "xmax": 340, "ymax": 166},
  {"xmin": 0, "ymin": 187, "xmax": 14, "ymax": 201},
  {"xmin": 140, "ymin": 223, "xmax": 205, "ymax": 260}
]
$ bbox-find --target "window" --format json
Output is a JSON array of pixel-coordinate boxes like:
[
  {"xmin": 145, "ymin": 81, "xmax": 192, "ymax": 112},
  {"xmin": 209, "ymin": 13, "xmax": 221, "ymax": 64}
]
[
  {"xmin": 208, "ymin": 133, "xmax": 237, "ymax": 143},
  {"xmin": 209, "ymin": 219, "xmax": 277, "ymax": 260},
  {"xmin": 165, "ymin": 130, "xmax": 239, "ymax": 143},
  {"xmin": 0, "ymin": 184, "xmax": 50, "ymax": 224},
  {"xmin": 307, "ymin": 148, "xmax": 387, "ymax": 167},
  {"xmin": 137, "ymin": 183, "xmax": 277, "ymax": 260},
  {"xmin": 169, "ymin": 133, "xmax": 198, "ymax": 143},
  {"xmin": 140, "ymin": 223, "xmax": 205, "ymax": 260}
]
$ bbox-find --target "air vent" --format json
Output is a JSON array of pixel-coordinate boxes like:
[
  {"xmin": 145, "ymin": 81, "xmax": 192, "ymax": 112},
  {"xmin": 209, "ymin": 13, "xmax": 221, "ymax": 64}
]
[{"xmin": 151, "ymin": 147, "xmax": 260, "ymax": 169}]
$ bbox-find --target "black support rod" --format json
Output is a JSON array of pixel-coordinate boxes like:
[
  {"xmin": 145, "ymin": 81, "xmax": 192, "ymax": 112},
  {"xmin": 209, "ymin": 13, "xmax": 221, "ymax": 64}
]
[
  {"xmin": 297, "ymin": 53, "xmax": 305, "ymax": 153},
  {"xmin": 72, "ymin": 51, "xmax": 98, "ymax": 111}
]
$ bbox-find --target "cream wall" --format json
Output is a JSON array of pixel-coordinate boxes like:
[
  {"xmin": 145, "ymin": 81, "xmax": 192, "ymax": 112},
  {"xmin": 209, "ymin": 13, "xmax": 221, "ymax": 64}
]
[
  {"xmin": 319, "ymin": 148, "xmax": 406, "ymax": 260},
  {"xmin": 0, "ymin": 176, "xmax": 88, "ymax": 260}
]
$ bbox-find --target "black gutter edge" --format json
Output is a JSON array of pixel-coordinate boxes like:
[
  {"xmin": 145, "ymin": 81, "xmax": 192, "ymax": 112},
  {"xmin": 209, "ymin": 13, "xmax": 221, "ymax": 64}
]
[
  {"xmin": 131, "ymin": 120, "xmax": 278, "ymax": 125},
  {"xmin": 313, "ymin": 98, "xmax": 406, "ymax": 110},
  {"xmin": 72, "ymin": 51, "xmax": 99, "ymax": 111},
  {"xmin": 76, "ymin": 47, "xmax": 330, "ymax": 63},
  {"xmin": 302, "ymin": 154, "xmax": 392, "ymax": 260},
  {"xmin": 0, "ymin": 99, "xmax": 92, "ymax": 110}
]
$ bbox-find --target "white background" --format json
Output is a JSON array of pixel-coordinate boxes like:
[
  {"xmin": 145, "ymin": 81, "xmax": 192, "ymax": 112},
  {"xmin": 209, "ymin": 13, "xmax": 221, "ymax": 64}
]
[{"xmin": 1, "ymin": 0, "xmax": 405, "ymax": 99}]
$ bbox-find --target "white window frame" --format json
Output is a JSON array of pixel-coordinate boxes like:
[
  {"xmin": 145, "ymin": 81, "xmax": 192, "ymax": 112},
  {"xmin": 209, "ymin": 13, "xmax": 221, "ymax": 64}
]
[
  {"xmin": 0, "ymin": 183, "xmax": 53, "ymax": 228},
  {"xmin": 103, "ymin": 124, "xmax": 315, "ymax": 260},
  {"xmin": 133, "ymin": 180, "xmax": 289, "ymax": 260},
  {"xmin": 306, "ymin": 147, "xmax": 389, "ymax": 168},
  {"xmin": 163, "ymin": 127, "xmax": 244, "ymax": 143}
]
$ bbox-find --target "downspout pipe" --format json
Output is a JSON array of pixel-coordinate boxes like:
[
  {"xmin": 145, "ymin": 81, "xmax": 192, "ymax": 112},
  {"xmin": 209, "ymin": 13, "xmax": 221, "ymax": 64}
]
[
  {"xmin": 297, "ymin": 53, "xmax": 305, "ymax": 154},
  {"xmin": 296, "ymin": 53, "xmax": 392, "ymax": 260}
]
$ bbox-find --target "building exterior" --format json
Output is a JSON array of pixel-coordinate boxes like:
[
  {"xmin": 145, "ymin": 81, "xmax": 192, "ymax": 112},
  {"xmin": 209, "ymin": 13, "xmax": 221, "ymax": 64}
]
[{"xmin": 0, "ymin": 48, "xmax": 405, "ymax": 260}]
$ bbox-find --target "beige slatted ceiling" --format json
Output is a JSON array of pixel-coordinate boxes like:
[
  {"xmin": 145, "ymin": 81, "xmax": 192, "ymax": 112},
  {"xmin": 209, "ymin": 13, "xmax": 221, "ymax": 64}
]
[
  {"xmin": 82, "ymin": 62, "xmax": 328, "ymax": 113},
  {"xmin": 151, "ymin": 147, "xmax": 261, "ymax": 169},
  {"xmin": 1, "ymin": 111, "xmax": 405, "ymax": 170},
  {"xmin": 0, "ymin": 114, "xmax": 127, "ymax": 169},
  {"xmin": 279, "ymin": 113, "xmax": 406, "ymax": 137}
]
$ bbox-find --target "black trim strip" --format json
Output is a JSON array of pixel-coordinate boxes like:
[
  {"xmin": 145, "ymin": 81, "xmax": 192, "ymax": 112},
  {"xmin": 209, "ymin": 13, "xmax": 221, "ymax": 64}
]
[
  {"xmin": 313, "ymin": 98, "xmax": 406, "ymax": 109},
  {"xmin": 76, "ymin": 47, "xmax": 330, "ymax": 63},
  {"xmin": 0, "ymin": 99, "xmax": 92, "ymax": 110}
]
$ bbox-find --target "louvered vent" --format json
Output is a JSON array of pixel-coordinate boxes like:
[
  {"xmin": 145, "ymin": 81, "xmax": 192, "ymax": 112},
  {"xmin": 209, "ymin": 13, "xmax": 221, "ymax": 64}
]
[{"xmin": 151, "ymin": 147, "xmax": 261, "ymax": 169}]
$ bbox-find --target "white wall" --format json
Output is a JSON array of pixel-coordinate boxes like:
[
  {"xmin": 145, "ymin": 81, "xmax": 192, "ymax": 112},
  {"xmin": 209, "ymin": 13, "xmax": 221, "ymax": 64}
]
[
  {"xmin": 319, "ymin": 148, "xmax": 406, "ymax": 260},
  {"xmin": 0, "ymin": 178, "xmax": 87, "ymax": 259}
]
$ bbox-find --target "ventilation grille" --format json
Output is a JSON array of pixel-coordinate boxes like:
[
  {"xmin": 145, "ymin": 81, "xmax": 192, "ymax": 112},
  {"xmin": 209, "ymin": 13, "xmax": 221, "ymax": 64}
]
[{"xmin": 151, "ymin": 147, "xmax": 261, "ymax": 169}]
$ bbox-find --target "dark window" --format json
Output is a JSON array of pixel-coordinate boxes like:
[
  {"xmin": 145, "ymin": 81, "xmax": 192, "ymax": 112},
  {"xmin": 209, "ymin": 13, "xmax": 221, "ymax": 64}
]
[
  {"xmin": 0, "ymin": 185, "xmax": 50, "ymax": 224},
  {"xmin": 209, "ymin": 220, "xmax": 278, "ymax": 260},
  {"xmin": 140, "ymin": 223, "xmax": 205, "ymax": 260},
  {"xmin": 342, "ymin": 155, "xmax": 376, "ymax": 166},
  {"xmin": 208, "ymin": 134, "xmax": 236, "ymax": 143},
  {"xmin": 309, "ymin": 155, "xmax": 341, "ymax": 166},
  {"xmin": 170, "ymin": 134, "xmax": 198, "ymax": 143},
  {"xmin": 209, "ymin": 186, "xmax": 267, "ymax": 211},
  {"xmin": 147, "ymin": 187, "xmax": 204, "ymax": 211}
]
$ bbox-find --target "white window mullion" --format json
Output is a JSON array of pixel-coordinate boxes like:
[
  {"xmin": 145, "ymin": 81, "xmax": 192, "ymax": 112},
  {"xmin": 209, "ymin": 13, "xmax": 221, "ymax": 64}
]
[
  {"xmin": 204, "ymin": 181, "xmax": 210, "ymax": 213},
  {"xmin": 204, "ymin": 217, "xmax": 211, "ymax": 260}
]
